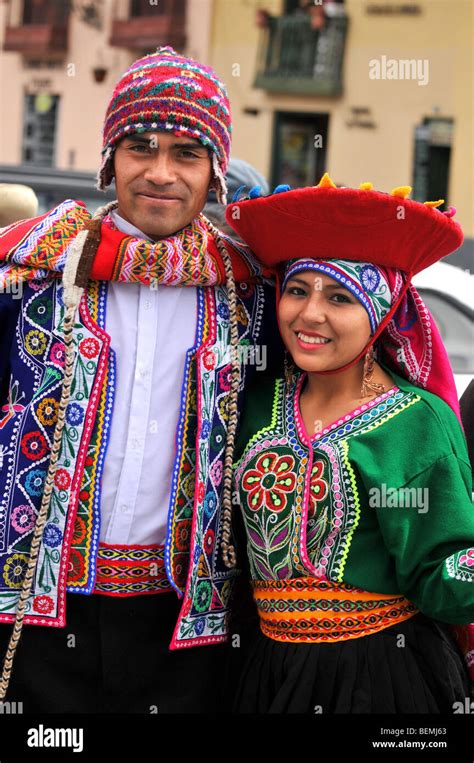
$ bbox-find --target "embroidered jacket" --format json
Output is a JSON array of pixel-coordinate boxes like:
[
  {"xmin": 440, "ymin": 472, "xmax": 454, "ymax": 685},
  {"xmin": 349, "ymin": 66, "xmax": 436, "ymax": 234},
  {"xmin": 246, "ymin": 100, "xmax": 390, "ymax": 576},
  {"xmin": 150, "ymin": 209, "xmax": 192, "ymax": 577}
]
[
  {"xmin": 0, "ymin": 201, "xmax": 281, "ymax": 649},
  {"xmin": 234, "ymin": 368, "xmax": 474, "ymax": 625}
]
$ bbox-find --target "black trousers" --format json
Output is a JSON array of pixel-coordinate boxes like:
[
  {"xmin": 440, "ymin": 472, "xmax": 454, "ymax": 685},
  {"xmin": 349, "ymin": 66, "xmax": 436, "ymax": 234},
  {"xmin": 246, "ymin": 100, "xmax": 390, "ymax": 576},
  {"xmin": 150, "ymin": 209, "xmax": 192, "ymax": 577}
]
[{"xmin": 0, "ymin": 591, "xmax": 228, "ymax": 714}]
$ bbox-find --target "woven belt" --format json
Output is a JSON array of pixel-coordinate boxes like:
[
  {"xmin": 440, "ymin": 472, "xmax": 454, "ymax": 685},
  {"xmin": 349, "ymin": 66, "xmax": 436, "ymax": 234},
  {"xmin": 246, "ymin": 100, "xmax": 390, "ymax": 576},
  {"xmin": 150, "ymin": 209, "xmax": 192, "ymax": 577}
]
[
  {"xmin": 253, "ymin": 577, "xmax": 419, "ymax": 643},
  {"xmin": 92, "ymin": 542, "xmax": 173, "ymax": 597}
]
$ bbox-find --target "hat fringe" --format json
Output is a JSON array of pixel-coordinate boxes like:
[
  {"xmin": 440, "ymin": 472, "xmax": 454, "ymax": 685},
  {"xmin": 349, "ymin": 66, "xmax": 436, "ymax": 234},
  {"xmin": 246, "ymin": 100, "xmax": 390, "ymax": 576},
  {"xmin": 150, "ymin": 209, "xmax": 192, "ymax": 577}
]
[
  {"xmin": 212, "ymin": 152, "xmax": 228, "ymax": 205},
  {"xmin": 96, "ymin": 146, "xmax": 114, "ymax": 191}
]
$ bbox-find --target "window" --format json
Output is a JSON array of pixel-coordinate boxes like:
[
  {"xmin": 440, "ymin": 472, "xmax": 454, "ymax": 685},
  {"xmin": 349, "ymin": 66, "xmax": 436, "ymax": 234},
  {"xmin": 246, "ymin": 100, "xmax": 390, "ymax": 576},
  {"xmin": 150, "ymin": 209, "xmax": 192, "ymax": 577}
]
[
  {"xmin": 412, "ymin": 118, "xmax": 453, "ymax": 204},
  {"xmin": 22, "ymin": 93, "xmax": 59, "ymax": 167},
  {"xmin": 271, "ymin": 112, "xmax": 329, "ymax": 188},
  {"xmin": 22, "ymin": 0, "xmax": 69, "ymax": 25}
]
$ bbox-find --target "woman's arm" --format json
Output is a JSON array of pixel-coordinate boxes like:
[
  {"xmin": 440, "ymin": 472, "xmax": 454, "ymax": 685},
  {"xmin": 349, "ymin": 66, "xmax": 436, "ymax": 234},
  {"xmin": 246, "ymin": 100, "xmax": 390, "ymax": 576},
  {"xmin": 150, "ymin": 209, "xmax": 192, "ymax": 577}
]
[{"xmin": 375, "ymin": 452, "xmax": 474, "ymax": 624}]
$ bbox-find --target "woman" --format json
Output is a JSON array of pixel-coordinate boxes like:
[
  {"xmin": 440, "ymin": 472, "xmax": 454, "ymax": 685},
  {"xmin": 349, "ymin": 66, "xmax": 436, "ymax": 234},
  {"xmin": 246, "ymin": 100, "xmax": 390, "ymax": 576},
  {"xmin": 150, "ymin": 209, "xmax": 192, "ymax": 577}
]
[{"xmin": 222, "ymin": 175, "xmax": 474, "ymax": 713}]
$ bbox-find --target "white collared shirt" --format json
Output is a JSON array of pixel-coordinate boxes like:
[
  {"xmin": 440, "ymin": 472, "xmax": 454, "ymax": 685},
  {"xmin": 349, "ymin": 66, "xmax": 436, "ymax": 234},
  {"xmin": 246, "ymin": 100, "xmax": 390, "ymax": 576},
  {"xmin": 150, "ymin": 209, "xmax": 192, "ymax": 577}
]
[{"xmin": 99, "ymin": 210, "xmax": 198, "ymax": 545}]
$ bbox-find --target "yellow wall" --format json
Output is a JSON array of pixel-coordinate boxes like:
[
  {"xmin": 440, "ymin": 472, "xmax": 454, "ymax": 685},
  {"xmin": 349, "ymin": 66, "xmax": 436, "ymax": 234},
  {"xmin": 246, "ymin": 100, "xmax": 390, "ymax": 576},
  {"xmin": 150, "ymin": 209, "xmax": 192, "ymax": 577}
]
[{"xmin": 210, "ymin": 0, "xmax": 473, "ymax": 235}]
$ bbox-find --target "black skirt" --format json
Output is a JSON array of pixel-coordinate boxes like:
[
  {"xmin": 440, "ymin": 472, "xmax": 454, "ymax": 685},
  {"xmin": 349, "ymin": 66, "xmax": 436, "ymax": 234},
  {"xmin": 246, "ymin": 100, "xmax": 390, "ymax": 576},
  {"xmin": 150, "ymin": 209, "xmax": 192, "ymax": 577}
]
[{"xmin": 232, "ymin": 612, "xmax": 471, "ymax": 713}]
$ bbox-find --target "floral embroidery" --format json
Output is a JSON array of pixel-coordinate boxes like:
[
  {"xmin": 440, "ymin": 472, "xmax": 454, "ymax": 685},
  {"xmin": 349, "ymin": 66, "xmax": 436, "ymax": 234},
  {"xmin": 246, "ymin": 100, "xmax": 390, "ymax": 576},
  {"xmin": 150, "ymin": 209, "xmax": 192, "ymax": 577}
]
[
  {"xmin": 210, "ymin": 459, "xmax": 223, "ymax": 486},
  {"xmin": 72, "ymin": 516, "xmax": 87, "ymax": 545},
  {"xmin": 54, "ymin": 468, "xmax": 71, "ymax": 490},
  {"xmin": 65, "ymin": 402, "xmax": 84, "ymax": 426},
  {"xmin": 242, "ymin": 452, "xmax": 297, "ymax": 512},
  {"xmin": 20, "ymin": 431, "xmax": 48, "ymax": 461},
  {"xmin": 218, "ymin": 364, "xmax": 232, "ymax": 392},
  {"xmin": 25, "ymin": 329, "xmax": 47, "ymax": 356},
  {"xmin": 309, "ymin": 459, "xmax": 329, "ymax": 511},
  {"xmin": 175, "ymin": 522, "xmax": 190, "ymax": 552},
  {"xmin": 202, "ymin": 350, "xmax": 216, "ymax": 370},
  {"xmin": 43, "ymin": 523, "xmax": 63, "ymax": 548},
  {"xmin": 194, "ymin": 580, "xmax": 212, "ymax": 612},
  {"xmin": 36, "ymin": 397, "xmax": 59, "ymax": 426},
  {"xmin": 49, "ymin": 341, "xmax": 66, "ymax": 367},
  {"xmin": 67, "ymin": 549, "xmax": 85, "ymax": 582},
  {"xmin": 204, "ymin": 529, "xmax": 215, "ymax": 555},
  {"xmin": 79, "ymin": 337, "xmax": 100, "ymax": 358},
  {"xmin": 27, "ymin": 296, "xmax": 53, "ymax": 326},
  {"xmin": 24, "ymin": 468, "xmax": 47, "ymax": 496},
  {"xmin": 33, "ymin": 595, "xmax": 55, "ymax": 614},
  {"xmin": 3, "ymin": 553, "xmax": 28, "ymax": 588},
  {"xmin": 11, "ymin": 505, "xmax": 36, "ymax": 534}
]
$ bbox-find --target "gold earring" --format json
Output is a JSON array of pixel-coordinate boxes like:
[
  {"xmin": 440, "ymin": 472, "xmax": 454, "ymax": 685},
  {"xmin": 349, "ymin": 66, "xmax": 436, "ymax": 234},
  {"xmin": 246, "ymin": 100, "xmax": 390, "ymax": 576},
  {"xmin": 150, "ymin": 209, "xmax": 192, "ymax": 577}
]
[{"xmin": 360, "ymin": 346, "xmax": 386, "ymax": 398}]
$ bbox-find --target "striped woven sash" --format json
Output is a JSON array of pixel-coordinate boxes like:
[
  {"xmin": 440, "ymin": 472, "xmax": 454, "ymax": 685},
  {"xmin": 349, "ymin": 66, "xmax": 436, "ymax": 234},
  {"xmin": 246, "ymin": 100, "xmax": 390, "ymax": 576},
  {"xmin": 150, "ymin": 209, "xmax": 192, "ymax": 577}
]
[
  {"xmin": 253, "ymin": 577, "xmax": 418, "ymax": 643},
  {"xmin": 92, "ymin": 542, "xmax": 173, "ymax": 597}
]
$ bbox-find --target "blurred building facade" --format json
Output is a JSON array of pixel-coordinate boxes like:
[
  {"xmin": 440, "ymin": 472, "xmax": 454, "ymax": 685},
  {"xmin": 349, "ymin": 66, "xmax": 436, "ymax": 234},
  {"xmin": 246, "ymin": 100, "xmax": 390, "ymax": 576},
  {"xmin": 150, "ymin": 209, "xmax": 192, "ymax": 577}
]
[
  {"xmin": 0, "ymin": 0, "xmax": 472, "ymax": 268},
  {"xmin": 0, "ymin": 0, "xmax": 213, "ymax": 211},
  {"xmin": 209, "ymin": 0, "xmax": 472, "ymax": 265}
]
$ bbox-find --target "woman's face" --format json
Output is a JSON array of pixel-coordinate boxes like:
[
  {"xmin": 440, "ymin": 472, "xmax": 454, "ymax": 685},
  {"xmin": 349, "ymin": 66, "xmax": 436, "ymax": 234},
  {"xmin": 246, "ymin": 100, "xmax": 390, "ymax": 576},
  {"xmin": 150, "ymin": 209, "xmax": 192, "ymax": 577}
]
[{"xmin": 278, "ymin": 270, "xmax": 372, "ymax": 373}]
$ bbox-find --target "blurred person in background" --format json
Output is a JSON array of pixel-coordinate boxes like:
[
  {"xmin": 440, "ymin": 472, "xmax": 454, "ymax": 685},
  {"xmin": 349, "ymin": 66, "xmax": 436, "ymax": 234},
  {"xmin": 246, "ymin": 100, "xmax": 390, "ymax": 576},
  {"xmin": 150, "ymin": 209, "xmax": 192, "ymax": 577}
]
[{"xmin": 0, "ymin": 183, "xmax": 38, "ymax": 229}]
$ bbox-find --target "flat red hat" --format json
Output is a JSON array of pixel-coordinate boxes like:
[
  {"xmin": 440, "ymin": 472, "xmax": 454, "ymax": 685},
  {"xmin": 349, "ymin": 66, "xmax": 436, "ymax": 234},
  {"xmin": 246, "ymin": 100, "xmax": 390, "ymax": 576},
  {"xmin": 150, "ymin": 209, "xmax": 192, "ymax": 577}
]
[{"xmin": 225, "ymin": 174, "xmax": 464, "ymax": 277}]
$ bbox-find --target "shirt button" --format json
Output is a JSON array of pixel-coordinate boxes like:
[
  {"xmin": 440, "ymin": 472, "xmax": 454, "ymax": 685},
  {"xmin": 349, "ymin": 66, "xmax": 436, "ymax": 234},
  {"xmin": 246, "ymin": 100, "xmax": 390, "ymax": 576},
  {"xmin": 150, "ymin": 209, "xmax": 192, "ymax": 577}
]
[
  {"xmin": 144, "ymin": 300, "xmax": 152, "ymax": 310},
  {"xmin": 120, "ymin": 504, "xmax": 129, "ymax": 513}
]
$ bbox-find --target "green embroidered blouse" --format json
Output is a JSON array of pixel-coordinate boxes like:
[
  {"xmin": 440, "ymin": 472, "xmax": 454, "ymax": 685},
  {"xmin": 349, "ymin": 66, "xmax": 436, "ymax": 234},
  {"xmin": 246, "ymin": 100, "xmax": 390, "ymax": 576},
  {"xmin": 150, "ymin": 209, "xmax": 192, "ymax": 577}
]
[{"xmin": 233, "ymin": 368, "xmax": 474, "ymax": 625}]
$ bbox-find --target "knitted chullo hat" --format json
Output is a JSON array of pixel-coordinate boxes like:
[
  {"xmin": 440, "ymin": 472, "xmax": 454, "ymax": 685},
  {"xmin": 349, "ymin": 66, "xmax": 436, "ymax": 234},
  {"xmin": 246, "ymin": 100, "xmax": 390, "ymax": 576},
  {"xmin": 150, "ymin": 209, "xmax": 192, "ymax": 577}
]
[{"xmin": 97, "ymin": 46, "xmax": 232, "ymax": 203}]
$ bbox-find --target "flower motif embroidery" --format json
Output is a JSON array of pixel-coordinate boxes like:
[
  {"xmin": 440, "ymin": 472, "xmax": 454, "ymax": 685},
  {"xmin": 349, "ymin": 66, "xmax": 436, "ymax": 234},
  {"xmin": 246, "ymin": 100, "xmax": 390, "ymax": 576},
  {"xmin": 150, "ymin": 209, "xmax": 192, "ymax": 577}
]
[
  {"xmin": 236, "ymin": 304, "xmax": 249, "ymax": 326},
  {"xmin": 218, "ymin": 365, "xmax": 232, "ymax": 392},
  {"xmin": 175, "ymin": 521, "xmax": 190, "ymax": 552},
  {"xmin": 242, "ymin": 452, "xmax": 297, "ymax": 512},
  {"xmin": 218, "ymin": 395, "xmax": 229, "ymax": 422},
  {"xmin": 194, "ymin": 580, "xmax": 212, "ymax": 613},
  {"xmin": 3, "ymin": 553, "xmax": 28, "ymax": 588},
  {"xmin": 67, "ymin": 548, "xmax": 85, "ymax": 582},
  {"xmin": 66, "ymin": 402, "xmax": 84, "ymax": 426},
  {"xmin": 210, "ymin": 459, "xmax": 223, "ymax": 486},
  {"xmin": 33, "ymin": 595, "xmax": 54, "ymax": 615},
  {"xmin": 203, "ymin": 492, "xmax": 217, "ymax": 518},
  {"xmin": 72, "ymin": 516, "xmax": 87, "ymax": 545},
  {"xmin": 27, "ymin": 297, "xmax": 52, "ymax": 326},
  {"xmin": 308, "ymin": 459, "xmax": 329, "ymax": 516},
  {"xmin": 360, "ymin": 265, "xmax": 380, "ymax": 293},
  {"xmin": 49, "ymin": 342, "xmax": 66, "ymax": 367},
  {"xmin": 25, "ymin": 330, "xmax": 47, "ymax": 357},
  {"xmin": 200, "ymin": 419, "xmax": 211, "ymax": 439},
  {"xmin": 20, "ymin": 431, "xmax": 48, "ymax": 461},
  {"xmin": 216, "ymin": 302, "xmax": 230, "ymax": 320},
  {"xmin": 24, "ymin": 469, "xmax": 46, "ymax": 496},
  {"xmin": 79, "ymin": 337, "xmax": 100, "ymax": 359},
  {"xmin": 237, "ymin": 281, "xmax": 255, "ymax": 300},
  {"xmin": 204, "ymin": 529, "xmax": 215, "ymax": 556},
  {"xmin": 43, "ymin": 523, "xmax": 63, "ymax": 548},
  {"xmin": 36, "ymin": 397, "xmax": 59, "ymax": 427},
  {"xmin": 11, "ymin": 505, "xmax": 36, "ymax": 534},
  {"xmin": 54, "ymin": 468, "xmax": 71, "ymax": 490},
  {"xmin": 202, "ymin": 350, "xmax": 216, "ymax": 371}
]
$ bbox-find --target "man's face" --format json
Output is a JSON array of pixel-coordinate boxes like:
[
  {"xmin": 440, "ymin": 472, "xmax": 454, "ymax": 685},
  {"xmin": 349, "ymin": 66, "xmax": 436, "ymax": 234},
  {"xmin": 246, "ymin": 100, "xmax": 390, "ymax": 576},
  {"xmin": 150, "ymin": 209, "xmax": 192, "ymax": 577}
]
[{"xmin": 113, "ymin": 130, "xmax": 212, "ymax": 239}]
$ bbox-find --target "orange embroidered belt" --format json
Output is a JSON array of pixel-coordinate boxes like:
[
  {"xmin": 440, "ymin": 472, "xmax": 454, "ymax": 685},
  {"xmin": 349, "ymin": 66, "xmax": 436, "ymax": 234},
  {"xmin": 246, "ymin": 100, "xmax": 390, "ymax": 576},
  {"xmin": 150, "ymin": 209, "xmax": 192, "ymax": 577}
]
[
  {"xmin": 92, "ymin": 543, "xmax": 173, "ymax": 597},
  {"xmin": 252, "ymin": 577, "xmax": 419, "ymax": 643}
]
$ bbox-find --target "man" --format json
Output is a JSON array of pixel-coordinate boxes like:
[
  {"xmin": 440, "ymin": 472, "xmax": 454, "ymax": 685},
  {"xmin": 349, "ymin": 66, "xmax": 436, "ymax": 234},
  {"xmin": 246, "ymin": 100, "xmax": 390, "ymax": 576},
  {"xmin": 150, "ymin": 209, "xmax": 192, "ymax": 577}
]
[{"xmin": 0, "ymin": 47, "xmax": 278, "ymax": 713}]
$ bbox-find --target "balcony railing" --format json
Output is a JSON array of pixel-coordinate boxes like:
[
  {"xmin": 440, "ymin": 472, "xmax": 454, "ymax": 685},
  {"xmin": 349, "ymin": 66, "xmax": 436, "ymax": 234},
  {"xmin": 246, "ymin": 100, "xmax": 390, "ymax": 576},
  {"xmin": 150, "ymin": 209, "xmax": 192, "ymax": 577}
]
[
  {"xmin": 254, "ymin": 13, "xmax": 348, "ymax": 96},
  {"xmin": 3, "ymin": 0, "xmax": 69, "ymax": 56},
  {"xmin": 109, "ymin": 0, "xmax": 186, "ymax": 51}
]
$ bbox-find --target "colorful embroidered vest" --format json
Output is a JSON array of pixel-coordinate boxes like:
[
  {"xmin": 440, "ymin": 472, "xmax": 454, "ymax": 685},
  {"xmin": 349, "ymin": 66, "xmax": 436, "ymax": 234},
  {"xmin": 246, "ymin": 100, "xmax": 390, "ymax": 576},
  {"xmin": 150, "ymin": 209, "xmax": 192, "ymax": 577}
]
[{"xmin": 0, "ymin": 225, "xmax": 274, "ymax": 650}]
